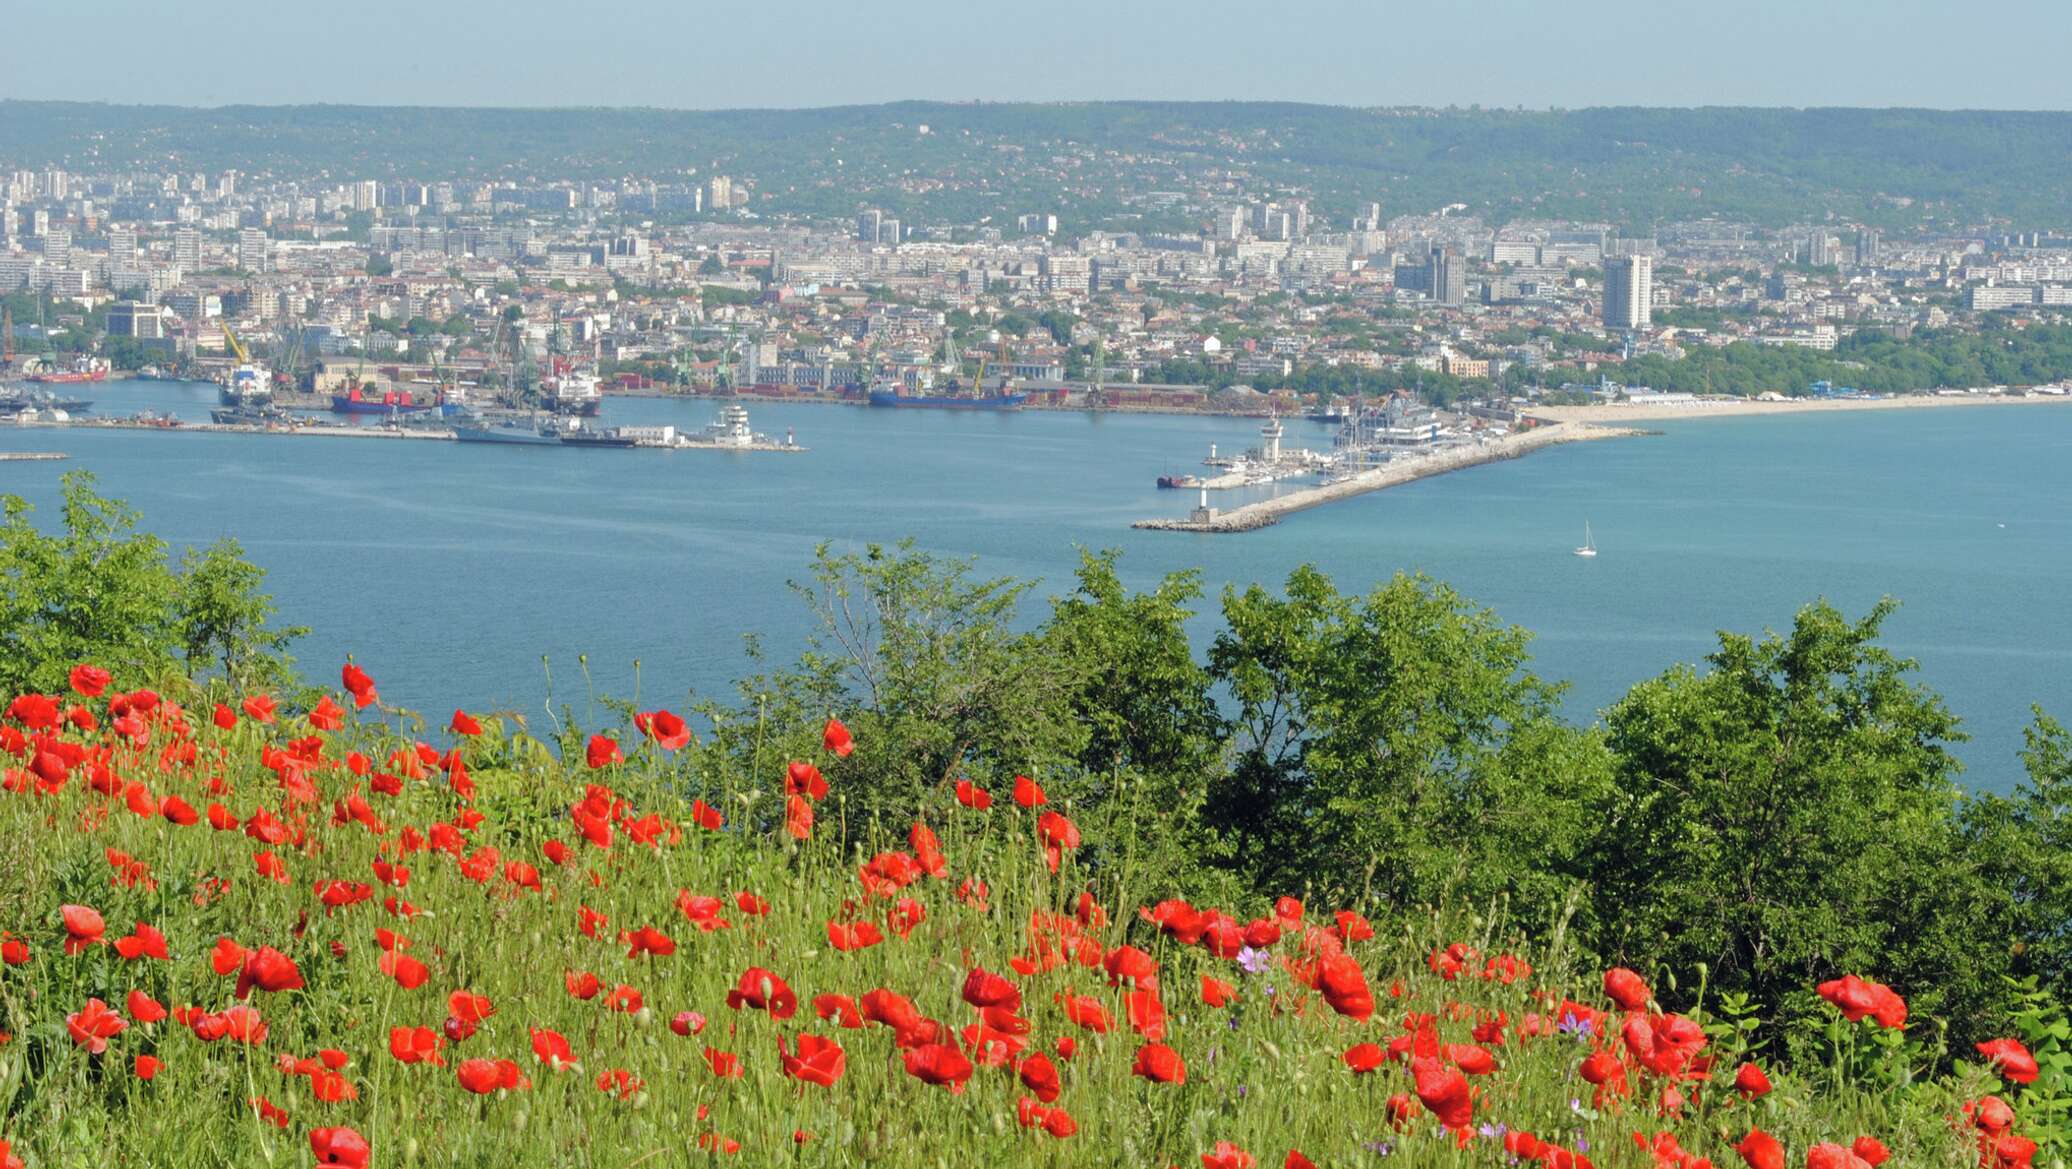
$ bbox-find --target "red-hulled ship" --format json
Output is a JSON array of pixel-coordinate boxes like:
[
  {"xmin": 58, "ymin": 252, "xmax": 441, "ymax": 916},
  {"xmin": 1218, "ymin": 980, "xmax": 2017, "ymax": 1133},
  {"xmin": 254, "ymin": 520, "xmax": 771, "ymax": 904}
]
[
  {"xmin": 28, "ymin": 357, "xmax": 109, "ymax": 384},
  {"xmin": 331, "ymin": 385, "xmax": 434, "ymax": 415}
]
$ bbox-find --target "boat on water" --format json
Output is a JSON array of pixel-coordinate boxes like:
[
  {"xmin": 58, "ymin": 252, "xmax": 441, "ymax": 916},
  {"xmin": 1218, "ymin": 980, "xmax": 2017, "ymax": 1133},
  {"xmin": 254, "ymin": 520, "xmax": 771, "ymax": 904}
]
[
  {"xmin": 453, "ymin": 415, "xmax": 565, "ymax": 446},
  {"xmin": 557, "ymin": 425, "xmax": 638, "ymax": 449},
  {"xmin": 210, "ymin": 403, "xmax": 300, "ymax": 427},
  {"xmin": 1574, "ymin": 522, "xmax": 1598, "ymax": 558},
  {"xmin": 540, "ymin": 367, "xmax": 604, "ymax": 417},
  {"xmin": 1157, "ymin": 474, "xmax": 1206, "ymax": 489},
  {"xmin": 0, "ymin": 385, "xmax": 92, "ymax": 415},
  {"xmin": 865, "ymin": 378, "xmax": 1026, "ymax": 411},
  {"xmin": 332, "ymin": 385, "xmax": 434, "ymax": 415},
  {"xmin": 28, "ymin": 356, "xmax": 109, "ymax": 384}
]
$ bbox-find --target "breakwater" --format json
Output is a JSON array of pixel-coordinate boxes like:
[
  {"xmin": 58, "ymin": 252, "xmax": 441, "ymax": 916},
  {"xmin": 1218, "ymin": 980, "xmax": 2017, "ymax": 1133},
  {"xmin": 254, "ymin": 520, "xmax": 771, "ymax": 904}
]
[{"xmin": 1132, "ymin": 423, "xmax": 1645, "ymax": 533}]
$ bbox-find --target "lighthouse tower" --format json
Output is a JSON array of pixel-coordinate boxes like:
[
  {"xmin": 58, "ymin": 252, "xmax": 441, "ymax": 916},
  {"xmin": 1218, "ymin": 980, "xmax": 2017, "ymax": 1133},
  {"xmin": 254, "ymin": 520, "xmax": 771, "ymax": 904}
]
[{"xmin": 1260, "ymin": 415, "xmax": 1283, "ymax": 463}]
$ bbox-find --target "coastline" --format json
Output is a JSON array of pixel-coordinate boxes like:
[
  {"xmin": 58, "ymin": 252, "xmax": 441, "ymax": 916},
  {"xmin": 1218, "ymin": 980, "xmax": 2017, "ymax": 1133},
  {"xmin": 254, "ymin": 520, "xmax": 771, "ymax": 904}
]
[
  {"xmin": 1134, "ymin": 422, "xmax": 1644, "ymax": 533},
  {"xmin": 1529, "ymin": 392, "xmax": 2072, "ymax": 424}
]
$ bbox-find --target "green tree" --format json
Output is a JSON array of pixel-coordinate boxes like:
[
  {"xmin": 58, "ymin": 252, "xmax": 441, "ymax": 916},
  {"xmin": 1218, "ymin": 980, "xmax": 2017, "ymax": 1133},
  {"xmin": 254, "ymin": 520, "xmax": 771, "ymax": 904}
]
[
  {"xmin": 0, "ymin": 473, "xmax": 301, "ymax": 696},
  {"xmin": 1205, "ymin": 568, "xmax": 1611, "ymax": 914},
  {"xmin": 1585, "ymin": 599, "xmax": 2002, "ymax": 1040}
]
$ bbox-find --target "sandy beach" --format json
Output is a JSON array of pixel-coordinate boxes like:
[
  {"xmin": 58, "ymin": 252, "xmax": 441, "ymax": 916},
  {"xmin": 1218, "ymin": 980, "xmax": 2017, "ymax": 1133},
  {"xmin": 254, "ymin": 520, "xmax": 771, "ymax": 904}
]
[{"xmin": 1529, "ymin": 392, "xmax": 2072, "ymax": 424}]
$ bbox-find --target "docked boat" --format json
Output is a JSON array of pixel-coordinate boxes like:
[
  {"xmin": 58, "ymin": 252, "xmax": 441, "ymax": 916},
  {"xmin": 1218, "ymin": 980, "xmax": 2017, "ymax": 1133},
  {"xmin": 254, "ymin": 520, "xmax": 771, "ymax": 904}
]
[
  {"xmin": 557, "ymin": 423, "xmax": 638, "ymax": 449},
  {"xmin": 452, "ymin": 415, "xmax": 566, "ymax": 446},
  {"xmin": 540, "ymin": 369, "xmax": 604, "ymax": 417},
  {"xmin": 0, "ymin": 386, "xmax": 92, "ymax": 415},
  {"xmin": 332, "ymin": 385, "xmax": 434, "ymax": 415},
  {"xmin": 1156, "ymin": 474, "xmax": 1205, "ymax": 489},
  {"xmin": 28, "ymin": 356, "xmax": 109, "ymax": 384},
  {"xmin": 866, "ymin": 378, "xmax": 1026, "ymax": 411},
  {"xmin": 210, "ymin": 403, "xmax": 299, "ymax": 427}
]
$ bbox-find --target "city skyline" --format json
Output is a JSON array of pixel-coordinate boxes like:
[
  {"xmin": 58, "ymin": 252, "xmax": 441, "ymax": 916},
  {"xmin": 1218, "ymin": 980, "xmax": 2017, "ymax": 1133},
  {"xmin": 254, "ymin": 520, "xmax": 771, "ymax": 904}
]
[{"xmin": 8, "ymin": 0, "xmax": 2072, "ymax": 112}]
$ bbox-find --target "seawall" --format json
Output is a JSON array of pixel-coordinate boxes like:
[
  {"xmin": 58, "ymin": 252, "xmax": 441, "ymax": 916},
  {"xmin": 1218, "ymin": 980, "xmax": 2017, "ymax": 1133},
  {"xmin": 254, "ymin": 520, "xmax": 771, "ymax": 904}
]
[{"xmin": 1132, "ymin": 423, "xmax": 1645, "ymax": 533}]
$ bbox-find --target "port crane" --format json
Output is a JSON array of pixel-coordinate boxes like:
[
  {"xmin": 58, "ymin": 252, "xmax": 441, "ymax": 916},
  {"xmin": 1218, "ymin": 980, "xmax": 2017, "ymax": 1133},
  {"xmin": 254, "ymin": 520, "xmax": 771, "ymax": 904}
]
[{"xmin": 221, "ymin": 320, "xmax": 252, "ymax": 366}]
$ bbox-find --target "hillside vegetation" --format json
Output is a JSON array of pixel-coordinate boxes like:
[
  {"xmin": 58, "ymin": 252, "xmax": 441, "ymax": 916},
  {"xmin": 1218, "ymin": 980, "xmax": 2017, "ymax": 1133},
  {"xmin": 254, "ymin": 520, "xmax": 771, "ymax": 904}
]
[
  {"xmin": 6, "ymin": 101, "xmax": 2071, "ymax": 228},
  {"xmin": 2, "ymin": 474, "xmax": 2071, "ymax": 1166}
]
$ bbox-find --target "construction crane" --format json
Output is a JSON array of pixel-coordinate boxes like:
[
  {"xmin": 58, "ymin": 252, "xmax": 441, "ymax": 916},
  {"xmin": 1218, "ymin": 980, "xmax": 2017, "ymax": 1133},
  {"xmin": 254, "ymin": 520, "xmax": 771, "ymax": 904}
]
[{"xmin": 221, "ymin": 321, "xmax": 251, "ymax": 365}]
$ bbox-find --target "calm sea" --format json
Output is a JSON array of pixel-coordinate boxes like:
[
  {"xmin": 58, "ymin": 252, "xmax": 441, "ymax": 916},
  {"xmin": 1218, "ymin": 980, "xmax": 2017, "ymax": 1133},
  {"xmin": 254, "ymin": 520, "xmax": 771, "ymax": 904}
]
[{"xmin": 3, "ymin": 380, "xmax": 2066, "ymax": 791}]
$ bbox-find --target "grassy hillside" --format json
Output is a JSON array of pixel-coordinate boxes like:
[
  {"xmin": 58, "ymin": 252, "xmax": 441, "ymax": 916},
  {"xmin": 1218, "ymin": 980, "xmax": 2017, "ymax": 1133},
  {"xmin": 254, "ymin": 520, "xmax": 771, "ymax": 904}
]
[
  {"xmin": 6, "ymin": 100, "xmax": 2070, "ymax": 229},
  {"xmin": 0, "ymin": 660, "xmax": 2058, "ymax": 1167}
]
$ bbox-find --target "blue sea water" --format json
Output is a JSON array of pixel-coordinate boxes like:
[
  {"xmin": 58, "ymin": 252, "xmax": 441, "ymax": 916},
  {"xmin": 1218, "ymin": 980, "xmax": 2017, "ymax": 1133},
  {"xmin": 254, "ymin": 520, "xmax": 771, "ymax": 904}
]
[{"xmin": 3, "ymin": 379, "xmax": 2066, "ymax": 791}]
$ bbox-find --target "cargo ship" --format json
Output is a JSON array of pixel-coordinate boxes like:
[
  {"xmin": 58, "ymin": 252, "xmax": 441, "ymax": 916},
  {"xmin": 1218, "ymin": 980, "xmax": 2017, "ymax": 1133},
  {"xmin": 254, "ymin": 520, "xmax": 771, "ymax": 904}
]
[
  {"xmin": 331, "ymin": 385, "xmax": 434, "ymax": 415},
  {"xmin": 217, "ymin": 361, "xmax": 274, "ymax": 407},
  {"xmin": 539, "ymin": 365, "xmax": 604, "ymax": 416},
  {"xmin": 866, "ymin": 378, "xmax": 1026, "ymax": 410},
  {"xmin": 27, "ymin": 357, "xmax": 109, "ymax": 384}
]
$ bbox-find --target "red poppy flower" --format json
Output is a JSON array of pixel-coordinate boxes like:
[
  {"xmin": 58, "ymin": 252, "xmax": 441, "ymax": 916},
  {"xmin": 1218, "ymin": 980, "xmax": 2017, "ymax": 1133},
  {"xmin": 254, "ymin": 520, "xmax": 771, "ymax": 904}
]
[
  {"xmin": 584, "ymin": 735, "xmax": 622, "ymax": 768},
  {"xmin": 113, "ymin": 922, "xmax": 170, "ymax": 962},
  {"xmin": 1733, "ymin": 1060, "xmax": 1772, "ymax": 1097},
  {"xmin": 902, "ymin": 1041, "xmax": 975, "ymax": 1091},
  {"xmin": 1344, "ymin": 1042, "xmax": 1387, "ymax": 1073},
  {"xmin": 66, "ymin": 997, "xmax": 129, "ymax": 1053},
  {"xmin": 126, "ymin": 988, "xmax": 167, "ymax": 1024},
  {"xmin": 134, "ymin": 1053, "xmax": 161, "ymax": 1081},
  {"xmin": 671, "ymin": 1011, "xmax": 707, "ymax": 1036},
  {"xmin": 241, "ymin": 694, "xmax": 277, "ymax": 723},
  {"xmin": 1132, "ymin": 1041, "xmax": 1186, "ymax": 1084},
  {"xmin": 828, "ymin": 920, "xmax": 883, "ymax": 952},
  {"xmin": 1202, "ymin": 1141, "xmax": 1257, "ymax": 1169},
  {"xmin": 954, "ymin": 779, "xmax": 993, "ymax": 809},
  {"xmin": 1816, "ymin": 974, "xmax": 1907, "ymax": 1030},
  {"xmin": 450, "ymin": 710, "xmax": 482, "ymax": 736},
  {"xmin": 389, "ymin": 1025, "xmax": 445, "ymax": 1066},
  {"xmin": 1735, "ymin": 1129, "xmax": 1786, "ymax": 1169},
  {"xmin": 1851, "ymin": 1137, "xmax": 1890, "ymax": 1167},
  {"xmin": 638, "ymin": 709, "xmax": 691, "ymax": 750},
  {"xmin": 69, "ymin": 663, "xmax": 112, "ymax": 698},
  {"xmin": 779, "ymin": 1033, "xmax": 847, "ymax": 1087},
  {"xmin": 341, "ymin": 663, "xmax": 378, "ymax": 709},
  {"xmin": 1977, "ymin": 1038, "xmax": 2040, "ymax": 1084},
  {"xmin": 61, "ymin": 904, "xmax": 106, "ymax": 954},
  {"xmin": 311, "ymin": 1126, "xmax": 371, "ymax": 1168},
  {"xmin": 703, "ymin": 1047, "xmax": 743, "ymax": 1078},
  {"xmin": 1805, "ymin": 1143, "xmax": 1872, "ymax": 1169},
  {"xmin": 1604, "ymin": 966, "xmax": 1651, "ymax": 1011},
  {"xmin": 786, "ymin": 760, "xmax": 828, "ymax": 800},
  {"xmin": 725, "ymin": 967, "xmax": 798, "ymax": 1019},
  {"xmin": 1411, "ymin": 1057, "xmax": 1473, "ymax": 1128},
  {"xmin": 1013, "ymin": 774, "xmax": 1046, "ymax": 807},
  {"xmin": 1201, "ymin": 976, "xmax": 1239, "ymax": 1007},
  {"xmin": 1018, "ymin": 1051, "xmax": 1062, "ymax": 1102},
  {"xmin": 822, "ymin": 717, "xmax": 853, "ymax": 757}
]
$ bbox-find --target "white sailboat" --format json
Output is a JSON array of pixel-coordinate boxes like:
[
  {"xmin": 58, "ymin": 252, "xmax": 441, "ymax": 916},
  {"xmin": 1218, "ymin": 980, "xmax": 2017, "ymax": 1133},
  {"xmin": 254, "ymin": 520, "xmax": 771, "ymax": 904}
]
[{"xmin": 1574, "ymin": 522, "xmax": 1598, "ymax": 558}]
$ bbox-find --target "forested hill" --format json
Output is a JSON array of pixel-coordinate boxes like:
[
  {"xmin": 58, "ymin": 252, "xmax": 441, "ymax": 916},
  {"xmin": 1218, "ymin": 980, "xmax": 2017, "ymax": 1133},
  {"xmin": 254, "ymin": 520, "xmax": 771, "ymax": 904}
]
[{"xmin": 6, "ymin": 100, "xmax": 2071, "ymax": 230}]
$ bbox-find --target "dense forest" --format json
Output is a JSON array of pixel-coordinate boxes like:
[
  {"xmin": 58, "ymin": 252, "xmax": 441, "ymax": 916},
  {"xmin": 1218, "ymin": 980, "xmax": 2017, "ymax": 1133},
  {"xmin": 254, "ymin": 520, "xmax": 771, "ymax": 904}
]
[{"xmin": 6, "ymin": 101, "xmax": 2072, "ymax": 229}]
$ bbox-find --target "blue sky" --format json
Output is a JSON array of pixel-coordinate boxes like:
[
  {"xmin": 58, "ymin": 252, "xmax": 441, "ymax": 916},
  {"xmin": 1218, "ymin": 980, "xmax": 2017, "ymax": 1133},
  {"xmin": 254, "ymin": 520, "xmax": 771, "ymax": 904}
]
[{"xmin": 12, "ymin": 0, "xmax": 2067, "ymax": 110}]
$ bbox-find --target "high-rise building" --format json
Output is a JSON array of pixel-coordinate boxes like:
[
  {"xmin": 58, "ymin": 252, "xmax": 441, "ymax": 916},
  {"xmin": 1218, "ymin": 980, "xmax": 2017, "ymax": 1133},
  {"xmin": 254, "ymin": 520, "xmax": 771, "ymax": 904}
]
[
  {"xmin": 1288, "ymin": 201, "xmax": 1310, "ymax": 240},
  {"xmin": 1603, "ymin": 255, "xmax": 1653, "ymax": 330},
  {"xmin": 1212, "ymin": 207, "xmax": 1246, "ymax": 241},
  {"xmin": 31, "ymin": 208, "xmax": 49, "ymax": 237},
  {"xmin": 1806, "ymin": 233, "xmax": 1837, "ymax": 267},
  {"xmin": 238, "ymin": 227, "xmax": 269, "ymax": 273},
  {"xmin": 108, "ymin": 301, "xmax": 167, "ymax": 339},
  {"xmin": 1855, "ymin": 228, "xmax": 1881, "ymax": 266},
  {"xmin": 174, "ymin": 227, "xmax": 201, "ymax": 273},
  {"xmin": 1431, "ymin": 247, "xmax": 1466, "ymax": 306},
  {"xmin": 877, "ymin": 218, "xmax": 901, "ymax": 246},
  {"xmin": 1353, "ymin": 201, "xmax": 1384, "ymax": 232},
  {"xmin": 855, "ymin": 209, "xmax": 882, "ymax": 243},
  {"xmin": 706, "ymin": 175, "xmax": 734, "ymax": 212},
  {"xmin": 42, "ymin": 227, "xmax": 71, "ymax": 268},
  {"xmin": 108, "ymin": 225, "xmax": 137, "ymax": 261}
]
